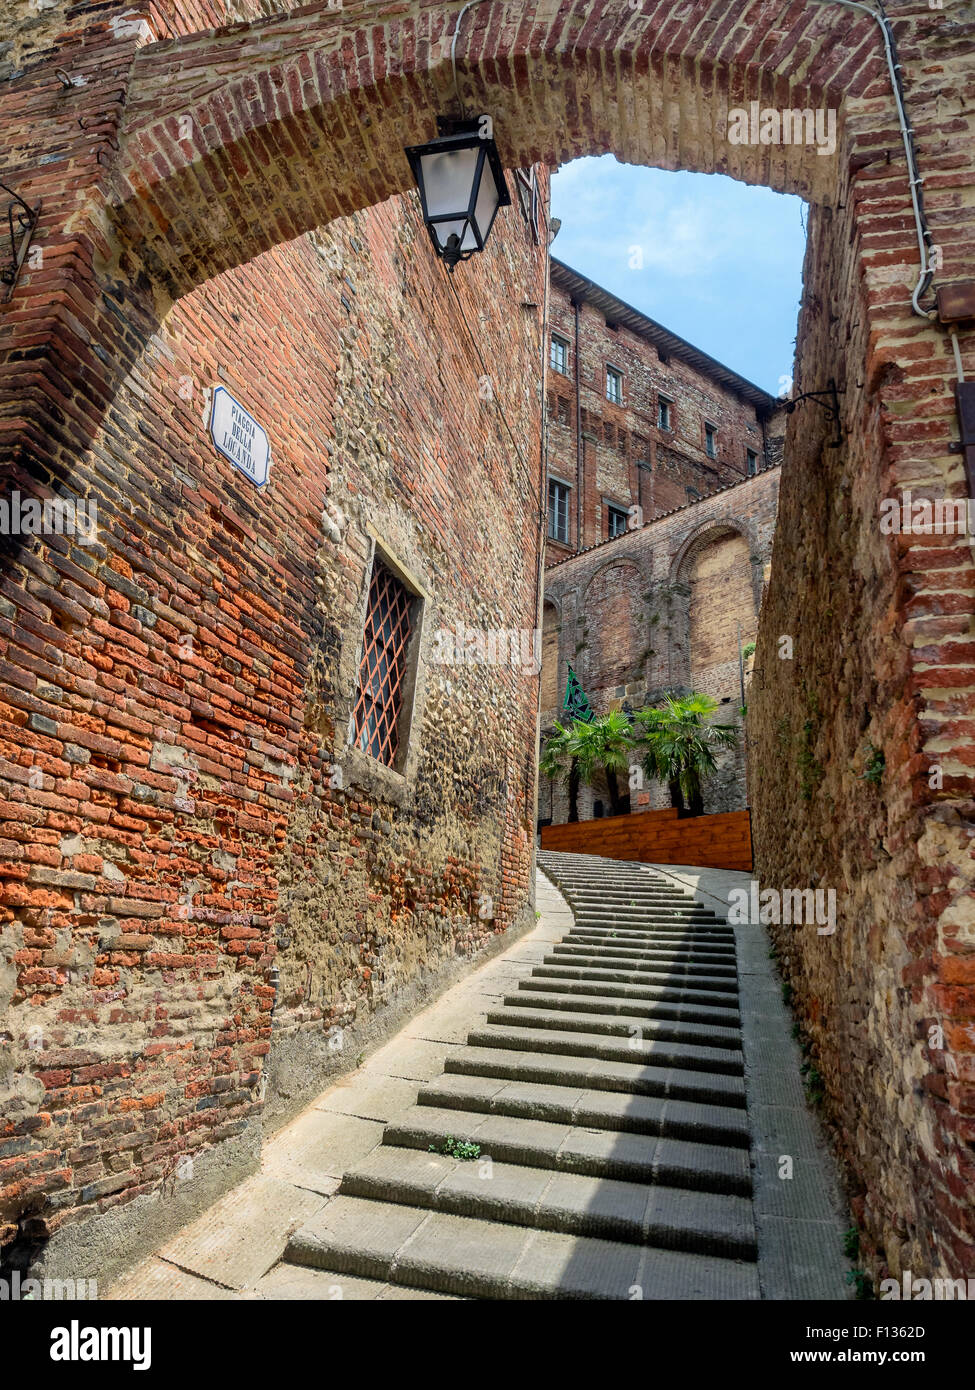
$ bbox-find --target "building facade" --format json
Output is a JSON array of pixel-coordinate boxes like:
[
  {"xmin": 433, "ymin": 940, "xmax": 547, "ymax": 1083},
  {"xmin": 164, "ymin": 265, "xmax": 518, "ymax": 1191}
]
[
  {"xmin": 544, "ymin": 258, "xmax": 782, "ymax": 558},
  {"xmin": 540, "ymin": 466, "xmax": 781, "ymax": 824},
  {"xmin": 540, "ymin": 259, "xmax": 784, "ymax": 825}
]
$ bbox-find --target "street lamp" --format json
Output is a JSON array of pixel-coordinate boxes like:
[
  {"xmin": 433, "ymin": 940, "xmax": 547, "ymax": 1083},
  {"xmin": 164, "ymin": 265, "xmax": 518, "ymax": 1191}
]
[{"xmin": 405, "ymin": 118, "xmax": 511, "ymax": 271}]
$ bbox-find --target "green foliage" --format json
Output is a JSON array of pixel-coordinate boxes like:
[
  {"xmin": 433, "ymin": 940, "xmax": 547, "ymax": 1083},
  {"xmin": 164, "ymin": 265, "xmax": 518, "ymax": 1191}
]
[
  {"xmin": 797, "ymin": 718, "xmax": 824, "ymax": 801},
  {"xmin": 742, "ymin": 641, "xmax": 756, "ymax": 660},
  {"xmin": 862, "ymin": 743, "xmax": 885, "ymax": 786},
  {"xmin": 845, "ymin": 1268, "xmax": 874, "ymax": 1300},
  {"xmin": 843, "ymin": 1226, "xmax": 860, "ymax": 1261},
  {"xmin": 538, "ymin": 694, "xmax": 741, "ymax": 818},
  {"xmin": 633, "ymin": 693, "xmax": 739, "ymax": 815},
  {"xmin": 429, "ymin": 1136, "xmax": 481, "ymax": 1161},
  {"xmin": 566, "ymin": 709, "xmax": 633, "ymax": 789},
  {"xmin": 781, "ymin": 981, "xmax": 793, "ymax": 1005},
  {"xmin": 801, "ymin": 1060, "xmax": 825, "ymax": 1106}
]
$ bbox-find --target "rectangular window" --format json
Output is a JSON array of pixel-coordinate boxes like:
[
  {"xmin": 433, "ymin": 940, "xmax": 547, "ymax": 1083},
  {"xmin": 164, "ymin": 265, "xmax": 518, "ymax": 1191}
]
[
  {"xmin": 351, "ymin": 558, "xmax": 416, "ymax": 769},
  {"xmin": 607, "ymin": 505, "xmax": 628, "ymax": 538},
  {"xmin": 658, "ymin": 396, "xmax": 672, "ymax": 431},
  {"xmin": 705, "ymin": 422, "xmax": 718, "ymax": 458},
  {"xmin": 747, "ymin": 448, "xmax": 759, "ymax": 476},
  {"xmin": 548, "ymin": 479, "xmax": 570, "ymax": 544},
  {"xmin": 606, "ymin": 367, "xmax": 623, "ymax": 405},
  {"xmin": 550, "ymin": 335, "xmax": 568, "ymax": 375}
]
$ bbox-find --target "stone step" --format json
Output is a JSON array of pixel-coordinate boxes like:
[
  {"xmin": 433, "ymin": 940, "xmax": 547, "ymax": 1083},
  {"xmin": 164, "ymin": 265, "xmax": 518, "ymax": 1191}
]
[
  {"xmin": 446, "ymin": 1045, "xmax": 747, "ymax": 1108},
  {"xmin": 506, "ymin": 988, "xmax": 740, "ymax": 1028},
  {"xmin": 567, "ymin": 924, "xmax": 734, "ymax": 941},
  {"xmin": 284, "ymin": 1196, "xmax": 761, "ymax": 1300},
  {"xmin": 483, "ymin": 1006, "xmax": 743, "ymax": 1051},
  {"xmin": 572, "ymin": 915, "xmax": 724, "ymax": 929},
  {"xmin": 416, "ymin": 1071, "xmax": 751, "ymax": 1147},
  {"xmin": 568, "ymin": 925, "xmax": 734, "ymax": 945},
  {"xmin": 465, "ymin": 1022, "xmax": 745, "ymax": 1076},
  {"xmin": 558, "ymin": 939, "xmax": 736, "ymax": 964},
  {"xmin": 556, "ymin": 937, "xmax": 735, "ymax": 957},
  {"xmin": 382, "ymin": 1105, "xmax": 752, "ymax": 1195},
  {"xmin": 571, "ymin": 900, "xmax": 720, "ymax": 912},
  {"xmin": 533, "ymin": 963, "xmax": 740, "ymax": 994},
  {"xmin": 338, "ymin": 1146, "xmax": 757, "ymax": 1260},
  {"xmin": 561, "ymin": 895, "xmax": 717, "ymax": 906},
  {"xmin": 567, "ymin": 895, "xmax": 717, "ymax": 906},
  {"xmin": 543, "ymin": 951, "xmax": 737, "ymax": 981},
  {"xmin": 519, "ymin": 976, "xmax": 741, "ymax": 1011}
]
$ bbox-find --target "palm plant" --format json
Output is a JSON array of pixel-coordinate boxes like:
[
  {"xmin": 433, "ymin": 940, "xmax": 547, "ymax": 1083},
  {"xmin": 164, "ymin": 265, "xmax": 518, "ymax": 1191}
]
[
  {"xmin": 634, "ymin": 693, "xmax": 738, "ymax": 817},
  {"xmin": 565, "ymin": 709, "xmax": 633, "ymax": 816},
  {"xmin": 538, "ymin": 721, "xmax": 581, "ymax": 822}
]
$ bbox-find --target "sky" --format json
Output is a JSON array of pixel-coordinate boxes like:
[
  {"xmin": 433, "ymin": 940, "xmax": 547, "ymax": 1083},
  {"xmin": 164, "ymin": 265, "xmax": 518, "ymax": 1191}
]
[{"xmin": 550, "ymin": 156, "xmax": 807, "ymax": 397}]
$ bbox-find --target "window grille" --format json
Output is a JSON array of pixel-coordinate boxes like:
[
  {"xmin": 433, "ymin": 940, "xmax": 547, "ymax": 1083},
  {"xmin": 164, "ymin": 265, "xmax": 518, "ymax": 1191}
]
[{"xmin": 351, "ymin": 560, "xmax": 414, "ymax": 768}]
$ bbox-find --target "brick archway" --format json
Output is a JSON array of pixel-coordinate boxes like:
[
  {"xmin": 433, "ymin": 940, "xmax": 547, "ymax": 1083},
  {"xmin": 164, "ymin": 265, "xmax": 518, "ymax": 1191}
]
[
  {"xmin": 106, "ymin": 0, "xmax": 853, "ymax": 300},
  {"xmin": 2, "ymin": 0, "xmax": 896, "ymax": 483},
  {"xmin": 4, "ymin": 0, "xmax": 975, "ymax": 1286}
]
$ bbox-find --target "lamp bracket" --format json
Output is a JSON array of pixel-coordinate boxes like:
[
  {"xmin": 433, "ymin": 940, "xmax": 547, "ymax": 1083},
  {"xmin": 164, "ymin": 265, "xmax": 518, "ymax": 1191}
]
[
  {"xmin": 783, "ymin": 377, "xmax": 844, "ymax": 448},
  {"xmin": 0, "ymin": 183, "xmax": 41, "ymax": 305}
]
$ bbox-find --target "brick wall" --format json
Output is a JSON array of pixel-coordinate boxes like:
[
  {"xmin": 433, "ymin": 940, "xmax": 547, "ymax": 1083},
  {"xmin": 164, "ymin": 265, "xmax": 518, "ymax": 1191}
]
[
  {"xmin": 0, "ymin": 0, "xmax": 548, "ymax": 1280},
  {"xmin": 540, "ymin": 807, "xmax": 753, "ymax": 872},
  {"xmin": 540, "ymin": 466, "xmax": 781, "ymax": 822}
]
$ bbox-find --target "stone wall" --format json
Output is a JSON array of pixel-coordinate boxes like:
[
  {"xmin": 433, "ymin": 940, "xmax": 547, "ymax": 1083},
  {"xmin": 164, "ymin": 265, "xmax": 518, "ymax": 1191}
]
[{"xmin": 540, "ymin": 466, "xmax": 781, "ymax": 823}]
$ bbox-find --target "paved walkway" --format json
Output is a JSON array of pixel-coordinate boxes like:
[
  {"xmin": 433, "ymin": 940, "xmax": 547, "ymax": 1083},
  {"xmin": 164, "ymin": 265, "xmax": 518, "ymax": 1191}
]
[{"xmin": 107, "ymin": 858, "xmax": 850, "ymax": 1300}]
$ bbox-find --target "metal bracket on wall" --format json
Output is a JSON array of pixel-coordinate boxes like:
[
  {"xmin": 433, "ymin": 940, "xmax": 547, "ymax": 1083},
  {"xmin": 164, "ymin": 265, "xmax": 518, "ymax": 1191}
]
[
  {"xmin": 1, "ymin": 183, "xmax": 41, "ymax": 305},
  {"xmin": 782, "ymin": 378, "xmax": 844, "ymax": 448},
  {"xmin": 948, "ymin": 381, "xmax": 975, "ymax": 496}
]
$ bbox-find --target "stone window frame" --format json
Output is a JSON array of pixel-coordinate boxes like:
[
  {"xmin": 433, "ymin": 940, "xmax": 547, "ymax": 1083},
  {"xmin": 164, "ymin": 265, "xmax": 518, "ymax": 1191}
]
[
  {"xmin": 333, "ymin": 529, "xmax": 431, "ymax": 806},
  {"xmin": 704, "ymin": 420, "xmax": 718, "ymax": 459},
  {"xmin": 657, "ymin": 393, "xmax": 673, "ymax": 432},
  {"xmin": 746, "ymin": 447, "xmax": 760, "ymax": 476},
  {"xmin": 606, "ymin": 364, "xmax": 624, "ymax": 406}
]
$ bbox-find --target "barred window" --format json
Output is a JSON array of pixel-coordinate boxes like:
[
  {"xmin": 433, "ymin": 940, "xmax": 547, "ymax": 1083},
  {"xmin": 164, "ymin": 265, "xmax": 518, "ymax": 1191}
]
[{"xmin": 351, "ymin": 559, "xmax": 415, "ymax": 769}]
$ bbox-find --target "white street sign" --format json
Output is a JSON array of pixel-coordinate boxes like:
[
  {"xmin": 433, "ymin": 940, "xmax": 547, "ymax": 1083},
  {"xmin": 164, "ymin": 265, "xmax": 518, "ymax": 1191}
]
[{"xmin": 209, "ymin": 386, "xmax": 271, "ymax": 487}]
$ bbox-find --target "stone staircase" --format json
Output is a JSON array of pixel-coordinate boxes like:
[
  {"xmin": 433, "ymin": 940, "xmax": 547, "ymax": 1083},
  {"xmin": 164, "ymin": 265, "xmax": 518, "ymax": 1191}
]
[{"xmin": 280, "ymin": 851, "xmax": 760, "ymax": 1299}]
